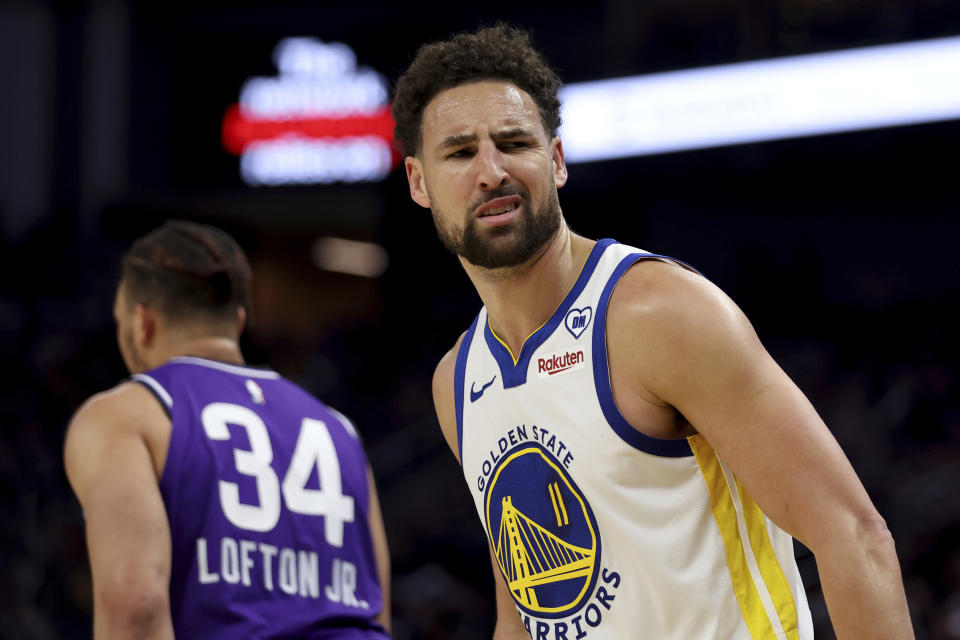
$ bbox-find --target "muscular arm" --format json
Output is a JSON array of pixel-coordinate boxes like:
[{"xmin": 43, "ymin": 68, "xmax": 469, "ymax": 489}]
[
  {"xmin": 366, "ymin": 465, "xmax": 392, "ymax": 633},
  {"xmin": 64, "ymin": 383, "xmax": 175, "ymax": 640},
  {"xmin": 432, "ymin": 336, "xmax": 528, "ymax": 638},
  {"xmin": 607, "ymin": 261, "xmax": 913, "ymax": 639}
]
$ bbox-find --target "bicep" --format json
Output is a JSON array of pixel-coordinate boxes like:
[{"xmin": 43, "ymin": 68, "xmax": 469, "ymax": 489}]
[
  {"xmin": 65, "ymin": 401, "xmax": 172, "ymax": 623},
  {"xmin": 678, "ymin": 337, "xmax": 872, "ymax": 548},
  {"xmin": 614, "ymin": 266, "xmax": 879, "ymax": 550},
  {"xmin": 84, "ymin": 439, "xmax": 173, "ymax": 602}
]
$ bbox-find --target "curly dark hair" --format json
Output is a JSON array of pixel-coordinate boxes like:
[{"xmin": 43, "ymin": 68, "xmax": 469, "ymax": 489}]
[
  {"xmin": 120, "ymin": 220, "xmax": 252, "ymax": 326},
  {"xmin": 392, "ymin": 24, "xmax": 563, "ymax": 158}
]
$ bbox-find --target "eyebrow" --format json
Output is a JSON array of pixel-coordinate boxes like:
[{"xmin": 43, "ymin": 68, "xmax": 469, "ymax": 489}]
[
  {"xmin": 436, "ymin": 133, "xmax": 477, "ymax": 152},
  {"xmin": 493, "ymin": 127, "xmax": 538, "ymax": 141},
  {"xmin": 435, "ymin": 127, "xmax": 539, "ymax": 152}
]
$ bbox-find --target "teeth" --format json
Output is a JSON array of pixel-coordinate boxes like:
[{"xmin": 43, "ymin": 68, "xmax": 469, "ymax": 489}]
[{"xmin": 484, "ymin": 203, "xmax": 517, "ymax": 216}]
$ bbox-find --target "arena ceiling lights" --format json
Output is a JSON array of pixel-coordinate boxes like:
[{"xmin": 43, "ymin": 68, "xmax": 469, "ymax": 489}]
[
  {"xmin": 224, "ymin": 35, "xmax": 960, "ymax": 185},
  {"xmin": 558, "ymin": 35, "xmax": 960, "ymax": 163}
]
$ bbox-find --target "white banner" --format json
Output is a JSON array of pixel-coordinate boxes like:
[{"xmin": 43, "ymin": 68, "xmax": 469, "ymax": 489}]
[{"xmin": 559, "ymin": 36, "xmax": 960, "ymax": 162}]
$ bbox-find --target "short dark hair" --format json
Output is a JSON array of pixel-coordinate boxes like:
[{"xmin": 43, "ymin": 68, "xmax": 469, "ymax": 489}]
[
  {"xmin": 392, "ymin": 24, "xmax": 563, "ymax": 158},
  {"xmin": 120, "ymin": 220, "xmax": 252, "ymax": 326}
]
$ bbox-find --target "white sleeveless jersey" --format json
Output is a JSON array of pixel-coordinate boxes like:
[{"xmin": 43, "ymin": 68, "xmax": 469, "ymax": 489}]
[{"xmin": 456, "ymin": 239, "xmax": 813, "ymax": 640}]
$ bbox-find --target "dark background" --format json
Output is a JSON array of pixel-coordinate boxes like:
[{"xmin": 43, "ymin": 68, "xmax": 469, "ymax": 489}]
[{"xmin": 1, "ymin": 1, "xmax": 958, "ymax": 638}]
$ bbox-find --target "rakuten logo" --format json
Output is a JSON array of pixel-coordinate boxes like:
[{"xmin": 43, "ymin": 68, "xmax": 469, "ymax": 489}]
[{"xmin": 537, "ymin": 349, "xmax": 585, "ymax": 378}]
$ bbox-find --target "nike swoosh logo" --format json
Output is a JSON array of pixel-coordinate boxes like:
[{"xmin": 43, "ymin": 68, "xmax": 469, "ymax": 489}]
[{"xmin": 470, "ymin": 375, "xmax": 497, "ymax": 402}]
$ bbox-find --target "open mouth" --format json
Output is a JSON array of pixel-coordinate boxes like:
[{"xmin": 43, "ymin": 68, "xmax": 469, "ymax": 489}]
[
  {"xmin": 476, "ymin": 195, "xmax": 522, "ymax": 218},
  {"xmin": 481, "ymin": 202, "xmax": 518, "ymax": 216}
]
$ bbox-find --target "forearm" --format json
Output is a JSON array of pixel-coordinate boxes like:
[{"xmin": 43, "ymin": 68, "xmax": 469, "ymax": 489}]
[{"xmin": 815, "ymin": 522, "xmax": 913, "ymax": 639}]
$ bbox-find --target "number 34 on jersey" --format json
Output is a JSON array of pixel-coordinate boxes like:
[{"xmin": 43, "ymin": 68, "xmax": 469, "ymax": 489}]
[{"xmin": 194, "ymin": 402, "xmax": 367, "ymax": 607}]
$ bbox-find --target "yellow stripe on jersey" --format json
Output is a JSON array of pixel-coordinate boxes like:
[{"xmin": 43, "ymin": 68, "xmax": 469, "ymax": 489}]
[
  {"xmin": 554, "ymin": 482, "xmax": 569, "ymax": 525},
  {"xmin": 487, "ymin": 322, "xmax": 523, "ymax": 366},
  {"xmin": 736, "ymin": 478, "xmax": 800, "ymax": 639},
  {"xmin": 689, "ymin": 435, "xmax": 791, "ymax": 640},
  {"xmin": 549, "ymin": 482, "xmax": 564, "ymax": 527}
]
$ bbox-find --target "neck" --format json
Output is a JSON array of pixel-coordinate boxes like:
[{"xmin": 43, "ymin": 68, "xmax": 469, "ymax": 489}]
[
  {"xmin": 178, "ymin": 336, "xmax": 245, "ymax": 364},
  {"xmin": 462, "ymin": 224, "xmax": 595, "ymax": 358},
  {"xmin": 150, "ymin": 335, "xmax": 245, "ymax": 370}
]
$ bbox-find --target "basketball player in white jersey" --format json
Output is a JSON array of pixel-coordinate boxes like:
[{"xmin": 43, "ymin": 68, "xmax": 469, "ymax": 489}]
[{"xmin": 392, "ymin": 25, "xmax": 913, "ymax": 639}]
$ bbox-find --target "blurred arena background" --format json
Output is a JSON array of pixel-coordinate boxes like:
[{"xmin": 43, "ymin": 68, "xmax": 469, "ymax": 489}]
[{"xmin": 1, "ymin": 1, "xmax": 958, "ymax": 638}]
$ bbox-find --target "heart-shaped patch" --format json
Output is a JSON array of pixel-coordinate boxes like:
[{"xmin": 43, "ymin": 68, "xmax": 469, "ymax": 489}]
[{"xmin": 564, "ymin": 306, "xmax": 593, "ymax": 339}]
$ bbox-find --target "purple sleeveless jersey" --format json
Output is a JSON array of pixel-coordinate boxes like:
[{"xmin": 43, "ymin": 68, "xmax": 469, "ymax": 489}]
[{"xmin": 132, "ymin": 356, "xmax": 390, "ymax": 639}]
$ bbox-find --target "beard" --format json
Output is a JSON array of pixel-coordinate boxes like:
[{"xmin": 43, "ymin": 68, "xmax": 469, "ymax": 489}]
[{"xmin": 431, "ymin": 185, "xmax": 562, "ymax": 269}]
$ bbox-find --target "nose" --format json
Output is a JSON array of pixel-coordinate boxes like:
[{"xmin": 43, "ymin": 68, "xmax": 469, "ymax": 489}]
[{"xmin": 474, "ymin": 142, "xmax": 509, "ymax": 191}]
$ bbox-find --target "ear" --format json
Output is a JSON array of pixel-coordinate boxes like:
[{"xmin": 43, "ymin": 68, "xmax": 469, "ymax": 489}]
[
  {"xmin": 236, "ymin": 306, "xmax": 247, "ymax": 337},
  {"xmin": 404, "ymin": 156, "xmax": 432, "ymax": 209},
  {"xmin": 134, "ymin": 303, "xmax": 157, "ymax": 347},
  {"xmin": 551, "ymin": 137, "xmax": 568, "ymax": 189}
]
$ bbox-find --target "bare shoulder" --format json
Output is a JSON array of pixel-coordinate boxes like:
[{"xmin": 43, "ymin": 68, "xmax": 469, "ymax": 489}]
[
  {"xmin": 64, "ymin": 382, "xmax": 170, "ymax": 494},
  {"xmin": 432, "ymin": 332, "xmax": 467, "ymax": 461},
  {"xmin": 609, "ymin": 258, "xmax": 752, "ymax": 345},
  {"xmin": 606, "ymin": 259, "xmax": 762, "ymax": 404},
  {"xmin": 609, "ymin": 258, "xmax": 741, "ymax": 320},
  {"xmin": 66, "ymin": 381, "xmax": 165, "ymax": 441}
]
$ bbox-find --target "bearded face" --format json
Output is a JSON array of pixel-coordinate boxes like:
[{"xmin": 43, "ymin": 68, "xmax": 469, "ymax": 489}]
[
  {"xmin": 407, "ymin": 81, "xmax": 569, "ymax": 272},
  {"xmin": 430, "ymin": 183, "xmax": 562, "ymax": 269}
]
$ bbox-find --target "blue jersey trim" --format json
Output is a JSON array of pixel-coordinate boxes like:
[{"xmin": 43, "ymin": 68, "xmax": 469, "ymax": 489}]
[
  {"xmin": 592, "ymin": 253, "xmax": 695, "ymax": 457},
  {"xmin": 484, "ymin": 238, "xmax": 617, "ymax": 389},
  {"xmin": 454, "ymin": 314, "xmax": 481, "ymax": 463}
]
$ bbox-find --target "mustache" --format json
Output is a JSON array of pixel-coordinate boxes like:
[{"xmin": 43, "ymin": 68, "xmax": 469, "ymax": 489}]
[{"xmin": 468, "ymin": 186, "xmax": 529, "ymax": 216}]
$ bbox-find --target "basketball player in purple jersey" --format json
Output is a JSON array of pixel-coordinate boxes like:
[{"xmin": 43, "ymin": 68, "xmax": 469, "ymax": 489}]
[{"xmin": 65, "ymin": 221, "xmax": 391, "ymax": 639}]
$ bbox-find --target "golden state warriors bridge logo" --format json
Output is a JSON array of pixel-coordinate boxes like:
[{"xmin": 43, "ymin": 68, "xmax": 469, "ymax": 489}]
[{"xmin": 484, "ymin": 442, "xmax": 601, "ymax": 618}]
